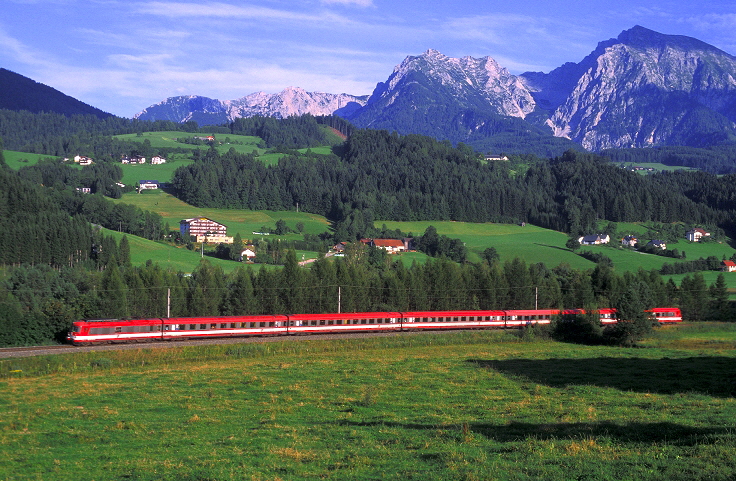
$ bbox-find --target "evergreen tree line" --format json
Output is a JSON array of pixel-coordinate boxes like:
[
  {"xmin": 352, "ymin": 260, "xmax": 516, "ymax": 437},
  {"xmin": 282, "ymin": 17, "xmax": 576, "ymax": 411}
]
[
  {"xmin": 18, "ymin": 160, "xmax": 128, "ymax": 197},
  {"xmin": 172, "ymin": 130, "xmax": 735, "ymax": 236},
  {"xmin": 0, "ymin": 109, "xmax": 190, "ymax": 154},
  {"xmin": 0, "ymin": 163, "xmax": 93, "ymax": 267},
  {"xmin": 1, "ymin": 250, "xmax": 730, "ymax": 346},
  {"xmin": 0, "ymin": 155, "xmax": 167, "ymax": 267},
  {"xmin": 229, "ymin": 115, "xmax": 343, "ymax": 149}
]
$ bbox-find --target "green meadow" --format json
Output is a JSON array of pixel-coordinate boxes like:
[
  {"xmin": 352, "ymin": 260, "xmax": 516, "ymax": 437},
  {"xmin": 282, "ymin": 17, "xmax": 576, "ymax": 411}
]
[
  {"xmin": 1, "ymin": 323, "xmax": 735, "ymax": 480},
  {"xmin": 3, "ymin": 150, "xmax": 60, "ymax": 169}
]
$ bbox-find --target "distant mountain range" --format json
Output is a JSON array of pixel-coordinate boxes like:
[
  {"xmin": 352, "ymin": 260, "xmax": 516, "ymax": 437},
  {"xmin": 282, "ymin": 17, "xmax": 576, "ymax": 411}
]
[
  {"xmin": 4, "ymin": 26, "xmax": 736, "ymax": 153},
  {"xmin": 133, "ymin": 26, "xmax": 736, "ymax": 153},
  {"xmin": 0, "ymin": 68, "xmax": 112, "ymax": 119},
  {"xmin": 134, "ymin": 87, "xmax": 368, "ymax": 125}
]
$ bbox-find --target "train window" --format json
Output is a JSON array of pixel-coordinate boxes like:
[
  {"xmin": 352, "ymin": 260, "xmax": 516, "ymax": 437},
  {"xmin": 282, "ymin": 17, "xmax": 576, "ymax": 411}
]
[
  {"xmin": 221, "ymin": 323, "xmax": 227, "ymax": 329},
  {"xmin": 230, "ymin": 323, "xmax": 236, "ymax": 328},
  {"xmin": 335, "ymin": 320, "xmax": 341, "ymax": 325},
  {"xmin": 115, "ymin": 327, "xmax": 122, "ymax": 333}
]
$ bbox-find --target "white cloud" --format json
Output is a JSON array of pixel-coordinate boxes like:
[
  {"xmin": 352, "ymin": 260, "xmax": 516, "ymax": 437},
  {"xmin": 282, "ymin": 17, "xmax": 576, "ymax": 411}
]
[{"xmin": 320, "ymin": 0, "xmax": 374, "ymax": 6}]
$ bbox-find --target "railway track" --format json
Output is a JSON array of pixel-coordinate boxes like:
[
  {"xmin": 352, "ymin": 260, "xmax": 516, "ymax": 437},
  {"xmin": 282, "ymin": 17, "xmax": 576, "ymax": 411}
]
[{"xmin": 0, "ymin": 330, "xmax": 420, "ymax": 359}]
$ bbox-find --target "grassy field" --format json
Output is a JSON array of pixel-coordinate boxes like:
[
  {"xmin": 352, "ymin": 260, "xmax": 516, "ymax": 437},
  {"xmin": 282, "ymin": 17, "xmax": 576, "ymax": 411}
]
[
  {"xmin": 106, "ymin": 191, "xmax": 736, "ymax": 286},
  {"xmin": 3, "ymin": 150, "xmax": 60, "ymax": 169},
  {"xmin": 1, "ymin": 323, "xmax": 734, "ymax": 480},
  {"xmin": 115, "ymin": 190, "xmax": 330, "ymax": 240}
]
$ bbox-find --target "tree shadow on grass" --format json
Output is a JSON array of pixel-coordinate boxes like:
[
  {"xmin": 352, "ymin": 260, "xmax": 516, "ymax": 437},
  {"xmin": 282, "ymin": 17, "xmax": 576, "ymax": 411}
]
[
  {"xmin": 468, "ymin": 357, "xmax": 736, "ymax": 398},
  {"xmin": 335, "ymin": 419, "xmax": 734, "ymax": 445}
]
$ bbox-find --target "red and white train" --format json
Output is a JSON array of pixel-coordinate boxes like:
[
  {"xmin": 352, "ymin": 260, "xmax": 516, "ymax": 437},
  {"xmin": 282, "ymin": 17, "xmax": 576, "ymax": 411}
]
[{"xmin": 67, "ymin": 307, "xmax": 682, "ymax": 345}]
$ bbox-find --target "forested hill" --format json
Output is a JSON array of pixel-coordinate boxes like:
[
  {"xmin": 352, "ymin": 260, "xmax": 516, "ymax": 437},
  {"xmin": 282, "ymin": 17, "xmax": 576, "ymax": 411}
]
[
  {"xmin": 0, "ymin": 68, "xmax": 112, "ymax": 118},
  {"xmin": 172, "ymin": 129, "xmax": 736, "ymax": 236}
]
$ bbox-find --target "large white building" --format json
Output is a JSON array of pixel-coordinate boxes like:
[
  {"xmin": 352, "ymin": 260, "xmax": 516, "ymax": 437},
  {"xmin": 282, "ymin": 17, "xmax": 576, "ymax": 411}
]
[{"xmin": 180, "ymin": 217, "xmax": 232, "ymax": 243}]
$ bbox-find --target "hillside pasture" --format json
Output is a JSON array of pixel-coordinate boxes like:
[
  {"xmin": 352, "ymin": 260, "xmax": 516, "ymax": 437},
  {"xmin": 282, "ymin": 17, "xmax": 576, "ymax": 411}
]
[{"xmin": 3, "ymin": 150, "xmax": 60, "ymax": 169}]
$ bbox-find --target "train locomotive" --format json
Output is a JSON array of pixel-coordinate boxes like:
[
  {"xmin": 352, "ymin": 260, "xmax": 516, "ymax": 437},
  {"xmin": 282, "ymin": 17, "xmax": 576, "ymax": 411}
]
[{"xmin": 67, "ymin": 307, "xmax": 682, "ymax": 345}]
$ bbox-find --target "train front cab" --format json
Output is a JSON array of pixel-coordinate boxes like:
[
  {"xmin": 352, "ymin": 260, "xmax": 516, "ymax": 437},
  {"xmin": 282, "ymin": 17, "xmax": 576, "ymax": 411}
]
[{"xmin": 67, "ymin": 318, "xmax": 164, "ymax": 345}]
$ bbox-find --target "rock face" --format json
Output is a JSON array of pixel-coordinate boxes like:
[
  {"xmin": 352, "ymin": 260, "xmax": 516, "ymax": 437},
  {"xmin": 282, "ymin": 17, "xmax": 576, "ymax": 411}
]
[
  {"xmin": 349, "ymin": 26, "xmax": 736, "ymax": 151},
  {"xmin": 521, "ymin": 26, "xmax": 736, "ymax": 150},
  {"xmin": 365, "ymin": 48, "xmax": 536, "ymax": 119},
  {"xmin": 135, "ymin": 26, "xmax": 736, "ymax": 151},
  {"xmin": 134, "ymin": 87, "xmax": 368, "ymax": 124}
]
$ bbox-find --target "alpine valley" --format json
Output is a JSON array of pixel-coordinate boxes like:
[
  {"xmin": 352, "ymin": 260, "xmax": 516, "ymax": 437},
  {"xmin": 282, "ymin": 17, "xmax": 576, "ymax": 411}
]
[{"xmin": 137, "ymin": 25, "xmax": 736, "ymax": 155}]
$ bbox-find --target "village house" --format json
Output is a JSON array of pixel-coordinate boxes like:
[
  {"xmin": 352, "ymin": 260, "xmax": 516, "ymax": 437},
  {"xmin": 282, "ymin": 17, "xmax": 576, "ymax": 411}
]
[
  {"xmin": 151, "ymin": 155, "xmax": 166, "ymax": 164},
  {"xmin": 240, "ymin": 248, "xmax": 256, "ymax": 262},
  {"xmin": 74, "ymin": 155, "xmax": 94, "ymax": 165},
  {"xmin": 621, "ymin": 235, "xmax": 638, "ymax": 247},
  {"xmin": 484, "ymin": 154, "xmax": 509, "ymax": 161},
  {"xmin": 686, "ymin": 228, "xmax": 710, "ymax": 242},
  {"xmin": 647, "ymin": 240, "xmax": 667, "ymax": 250},
  {"xmin": 578, "ymin": 234, "xmax": 610, "ymax": 245},
  {"xmin": 138, "ymin": 180, "xmax": 159, "ymax": 191},
  {"xmin": 721, "ymin": 260, "xmax": 736, "ymax": 272},
  {"xmin": 122, "ymin": 155, "xmax": 146, "ymax": 164},
  {"xmin": 371, "ymin": 239, "xmax": 407, "ymax": 254}
]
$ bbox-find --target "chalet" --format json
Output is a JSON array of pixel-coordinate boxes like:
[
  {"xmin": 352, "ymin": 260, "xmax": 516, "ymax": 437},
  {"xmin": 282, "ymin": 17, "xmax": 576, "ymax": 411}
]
[
  {"xmin": 240, "ymin": 248, "xmax": 256, "ymax": 262},
  {"xmin": 721, "ymin": 260, "xmax": 736, "ymax": 272},
  {"xmin": 647, "ymin": 240, "xmax": 667, "ymax": 250},
  {"xmin": 621, "ymin": 235, "xmax": 638, "ymax": 247},
  {"xmin": 74, "ymin": 155, "xmax": 93, "ymax": 165},
  {"xmin": 180, "ymin": 217, "xmax": 228, "ymax": 239},
  {"xmin": 122, "ymin": 155, "xmax": 146, "ymax": 164},
  {"xmin": 75, "ymin": 187, "xmax": 91, "ymax": 194},
  {"xmin": 138, "ymin": 180, "xmax": 159, "ymax": 191},
  {"xmin": 578, "ymin": 234, "xmax": 610, "ymax": 245},
  {"xmin": 484, "ymin": 154, "xmax": 509, "ymax": 161},
  {"xmin": 151, "ymin": 156, "xmax": 166, "ymax": 164},
  {"xmin": 372, "ymin": 239, "xmax": 406, "ymax": 254},
  {"xmin": 686, "ymin": 228, "xmax": 710, "ymax": 242}
]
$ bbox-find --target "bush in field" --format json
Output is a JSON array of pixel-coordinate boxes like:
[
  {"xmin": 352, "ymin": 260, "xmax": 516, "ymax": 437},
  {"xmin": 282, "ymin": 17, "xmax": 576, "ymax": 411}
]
[{"xmin": 550, "ymin": 310, "xmax": 604, "ymax": 345}]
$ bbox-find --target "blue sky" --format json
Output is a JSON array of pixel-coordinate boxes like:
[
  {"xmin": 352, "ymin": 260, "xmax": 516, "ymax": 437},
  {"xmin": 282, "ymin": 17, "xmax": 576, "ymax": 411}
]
[{"xmin": 2, "ymin": 0, "xmax": 735, "ymax": 117}]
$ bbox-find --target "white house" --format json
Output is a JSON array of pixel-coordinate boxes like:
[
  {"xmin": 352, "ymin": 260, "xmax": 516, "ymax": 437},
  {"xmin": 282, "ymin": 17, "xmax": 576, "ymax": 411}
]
[
  {"xmin": 151, "ymin": 156, "xmax": 167, "ymax": 164},
  {"xmin": 240, "ymin": 248, "xmax": 256, "ymax": 261},
  {"xmin": 621, "ymin": 235, "xmax": 638, "ymax": 247},
  {"xmin": 686, "ymin": 228, "xmax": 710, "ymax": 242},
  {"xmin": 578, "ymin": 234, "xmax": 610, "ymax": 245},
  {"xmin": 647, "ymin": 240, "xmax": 667, "ymax": 250},
  {"xmin": 138, "ymin": 180, "xmax": 159, "ymax": 191}
]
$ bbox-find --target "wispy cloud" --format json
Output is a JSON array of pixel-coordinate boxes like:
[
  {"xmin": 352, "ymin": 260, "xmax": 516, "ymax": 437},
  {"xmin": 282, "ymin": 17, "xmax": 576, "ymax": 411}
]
[{"xmin": 320, "ymin": 0, "xmax": 374, "ymax": 7}]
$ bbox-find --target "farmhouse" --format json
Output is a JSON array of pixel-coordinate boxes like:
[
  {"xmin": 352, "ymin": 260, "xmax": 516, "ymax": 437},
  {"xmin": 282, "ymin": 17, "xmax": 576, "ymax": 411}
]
[
  {"xmin": 74, "ymin": 155, "xmax": 93, "ymax": 165},
  {"xmin": 122, "ymin": 155, "xmax": 146, "ymax": 164},
  {"xmin": 686, "ymin": 228, "xmax": 710, "ymax": 242},
  {"xmin": 578, "ymin": 234, "xmax": 610, "ymax": 245},
  {"xmin": 721, "ymin": 260, "xmax": 736, "ymax": 272},
  {"xmin": 372, "ymin": 239, "xmax": 406, "ymax": 253},
  {"xmin": 240, "ymin": 248, "xmax": 256, "ymax": 262},
  {"xmin": 647, "ymin": 240, "xmax": 667, "ymax": 250},
  {"xmin": 621, "ymin": 235, "xmax": 638, "ymax": 247},
  {"xmin": 484, "ymin": 154, "xmax": 509, "ymax": 161},
  {"xmin": 151, "ymin": 156, "xmax": 167, "ymax": 164},
  {"xmin": 138, "ymin": 180, "xmax": 159, "ymax": 191}
]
